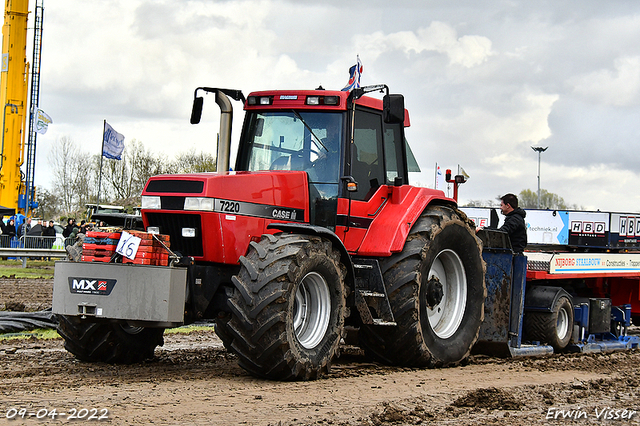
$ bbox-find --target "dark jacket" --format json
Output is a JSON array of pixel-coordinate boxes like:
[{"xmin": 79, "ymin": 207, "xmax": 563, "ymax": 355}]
[
  {"xmin": 6, "ymin": 221, "xmax": 16, "ymax": 237},
  {"xmin": 19, "ymin": 222, "xmax": 31, "ymax": 238},
  {"xmin": 42, "ymin": 225, "xmax": 56, "ymax": 237},
  {"xmin": 63, "ymin": 223, "xmax": 75, "ymax": 238},
  {"xmin": 499, "ymin": 208, "xmax": 527, "ymax": 253}
]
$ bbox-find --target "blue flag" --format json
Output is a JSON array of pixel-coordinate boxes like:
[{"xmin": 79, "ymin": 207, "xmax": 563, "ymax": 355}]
[
  {"xmin": 342, "ymin": 56, "xmax": 363, "ymax": 91},
  {"xmin": 102, "ymin": 122, "xmax": 125, "ymax": 160}
]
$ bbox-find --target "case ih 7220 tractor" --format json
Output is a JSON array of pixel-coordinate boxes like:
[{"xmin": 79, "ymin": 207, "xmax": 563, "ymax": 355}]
[{"xmin": 53, "ymin": 85, "xmax": 488, "ymax": 380}]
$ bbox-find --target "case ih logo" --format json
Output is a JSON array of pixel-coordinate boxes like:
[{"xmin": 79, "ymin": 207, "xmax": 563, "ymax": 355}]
[
  {"xmin": 68, "ymin": 278, "xmax": 116, "ymax": 296},
  {"xmin": 570, "ymin": 221, "xmax": 606, "ymax": 234}
]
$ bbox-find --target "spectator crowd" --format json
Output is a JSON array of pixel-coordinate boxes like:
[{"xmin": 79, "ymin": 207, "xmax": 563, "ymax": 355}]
[{"xmin": 0, "ymin": 216, "xmax": 90, "ymax": 248}]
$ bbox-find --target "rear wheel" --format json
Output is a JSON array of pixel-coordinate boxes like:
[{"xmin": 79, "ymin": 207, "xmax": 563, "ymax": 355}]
[
  {"xmin": 214, "ymin": 314, "xmax": 234, "ymax": 350},
  {"xmin": 227, "ymin": 233, "xmax": 347, "ymax": 380},
  {"xmin": 359, "ymin": 206, "xmax": 485, "ymax": 367},
  {"xmin": 524, "ymin": 296, "xmax": 573, "ymax": 351},
  {"xmin": 57, "ymin": 315, "xmax": 164, "ymax": 363}
]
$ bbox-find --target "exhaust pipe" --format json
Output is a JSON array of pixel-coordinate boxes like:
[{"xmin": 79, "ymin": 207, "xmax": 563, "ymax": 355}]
[{"xmin": 215, "ymin": 92, "xmax": 233, "ymax": 173}]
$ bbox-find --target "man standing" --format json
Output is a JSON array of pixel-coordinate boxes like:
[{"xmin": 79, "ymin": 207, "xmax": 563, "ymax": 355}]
[
  {"xmin": 63, "ymin": 218, "xmax": 76, "ymax": 238},
  {"xmin": 42, "ymin": 220, "xmax": 56, "ymax": 248},
  {"xmin": 19, "ymin": 217, "xmax": 32, "ymax": 238},
  {"xmin": 498, "ymin": 193, "xmax": 527, "ymax": 254}
]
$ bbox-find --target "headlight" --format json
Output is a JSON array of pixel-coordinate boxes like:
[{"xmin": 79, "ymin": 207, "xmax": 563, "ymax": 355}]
[
  {"xmin": 184, "ymin": 197, "xmax": 215, "ymax": 211},
  {"xmin": 141, "ymin": 196, "xmax": 161, "ymax": 209},
  {"xmin": 182, "ymin": 228, "xmax": 196, "ymax": 238},
  {"xmin": 147, "ymin": 227, "xmax": 160, "ymax": 234}
]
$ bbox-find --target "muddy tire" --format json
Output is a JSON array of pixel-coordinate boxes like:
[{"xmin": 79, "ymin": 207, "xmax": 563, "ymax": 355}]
[
  {"xmin": 57, "ymin": 315, "xmax": 164, "ymax": 364},
  {"xmin": 226, "ymin": 233, "xmax": 347, "ymax": 380},
  {"xmin": 359, "ymin": 205, "xmax": 485, "ymax": 367},
  {"xmin": 524, "ymin": 296, "xmax": 573, "ymax": 351},
  {"xmin": 214, "ymin": 316, "xmax": 234, "ymax": 350}
]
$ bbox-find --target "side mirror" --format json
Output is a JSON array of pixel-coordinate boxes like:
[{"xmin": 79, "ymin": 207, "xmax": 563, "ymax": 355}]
[
  {"xmin": 190, "ymin": 96, "xmax": 204, "ymax": 124},
  {"xmin": 383, "ymin": 94, "xmax": 405, "ymax": 123}
]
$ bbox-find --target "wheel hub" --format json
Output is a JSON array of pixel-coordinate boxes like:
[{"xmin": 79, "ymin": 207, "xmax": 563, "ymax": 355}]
[
  {"xmin": 425, "ymin": 249, "xmax": 467, "ymax": 339},
  {"xmin": 293, "ymin": 271, "xmax": 331, "ymax": 350},
  {"xmin": 425, "ymin": 276, "xmax": 444, "ymax": 308}
]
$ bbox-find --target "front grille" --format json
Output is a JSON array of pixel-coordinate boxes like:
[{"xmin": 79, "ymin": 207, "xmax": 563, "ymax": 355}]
[
  {"xmin": 146, "ymin": 212, "xmax": 203, "ymax": 257},
  {"xmin": 161, "ymin": 196, "xmax": 185, "ymax": 210}
]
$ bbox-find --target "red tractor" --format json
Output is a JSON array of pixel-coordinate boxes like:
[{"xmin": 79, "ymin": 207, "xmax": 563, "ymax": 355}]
[{"xmin": 53, "ymin": 85, "xmax": 485, "ymax": 380}]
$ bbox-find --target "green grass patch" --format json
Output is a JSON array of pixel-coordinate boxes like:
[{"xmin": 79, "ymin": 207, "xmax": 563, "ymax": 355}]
[
  {"xmin": 0, "ymin": 259, "xmax": 56, "ymax": 267},
  {"xmin": 165, "ymin": 324, "xmax": 216, "ymax": 334},
  {"xmin": 0, "ymin": 259, "xmax": 55, "ymax": 278},
  {"xmin": 0, "ymin": 267, "xmax": 54, "ymax": 279},
  {"xmin": 0, "ymin": 324, "xmax": 213, "ymax": 341},
  {"xmin": 0, "ymin": 328, "xmax": 60, "ymax": 341}
]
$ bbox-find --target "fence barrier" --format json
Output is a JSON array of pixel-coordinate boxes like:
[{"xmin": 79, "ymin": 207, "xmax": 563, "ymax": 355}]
[{"xmin": 0, "ymin": 235, "xmax": 75, "ymax": 267}]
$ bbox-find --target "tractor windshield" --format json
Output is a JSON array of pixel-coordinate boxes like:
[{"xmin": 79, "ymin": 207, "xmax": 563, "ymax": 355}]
[{"xmin": 239, "ymin": 111, "xmax": 343, "ymax": 184}]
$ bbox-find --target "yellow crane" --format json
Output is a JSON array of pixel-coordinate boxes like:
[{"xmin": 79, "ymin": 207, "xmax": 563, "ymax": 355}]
[{"xmin": 0, "ymin": 0, "xmax": 29, "ymax": 215}]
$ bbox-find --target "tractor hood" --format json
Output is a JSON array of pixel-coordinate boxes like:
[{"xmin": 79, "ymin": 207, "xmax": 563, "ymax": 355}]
[
  {"xmin": 140, "ymin": 171, "xmax": 311, "ymax": 263},
  {"xmin": 142, "ymin": 171, "xmax": 309, "ymax": 220}
]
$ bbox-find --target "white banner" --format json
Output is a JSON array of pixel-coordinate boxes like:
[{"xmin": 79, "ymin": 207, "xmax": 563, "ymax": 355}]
[
  {"xmin": 35, "ymin": 108, "xmax": 52, "ymax": 134},
  {"xmin": 102, "ymin": 122, "xmax": 125, "ymax": 160},
  {"xmin": 550, "ymin": 253, "xmax": 640, "ymax": 274}
]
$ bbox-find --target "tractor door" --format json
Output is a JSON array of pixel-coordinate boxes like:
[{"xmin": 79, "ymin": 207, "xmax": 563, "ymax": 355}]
[{"xmin": 338, "ymin": 105, "xmax": 408, "ymax": 252}]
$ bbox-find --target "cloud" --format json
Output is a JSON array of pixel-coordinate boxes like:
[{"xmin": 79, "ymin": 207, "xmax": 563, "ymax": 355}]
[
  {"xmin": 353, "ymin": 21, "xmax": 493, "ymax": 68},
  {"xmin": 27, "ymin": 0, "xmax": 640, "ymax": 214},
  {"xmin": 570, "ymin": 56, "xmax": 640, "ymax": 106},
  {"xmin": 425, "ymin": 90, "xmax": 558, "ymax": 157}
]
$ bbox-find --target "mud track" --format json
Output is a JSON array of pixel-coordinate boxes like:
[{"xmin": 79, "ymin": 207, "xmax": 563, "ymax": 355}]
[{"xmin": 1, "ymin": 277, "xmax": 639, "ymax": 425}]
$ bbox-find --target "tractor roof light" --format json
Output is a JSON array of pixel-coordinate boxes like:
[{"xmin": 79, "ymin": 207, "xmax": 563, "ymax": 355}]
[
  {"xmin": 247, "ymin": 96, "xmax": 273, "ymax": 106},
  {"xmin": 305, "ymin": 96, "xmax": 340, "ymax": 106},
  {"xmin": 323, "ymin": 96, "xmax": 339, "ymax": 105}
]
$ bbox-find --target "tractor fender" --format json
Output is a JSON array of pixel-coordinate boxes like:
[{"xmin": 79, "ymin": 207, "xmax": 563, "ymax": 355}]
[
  {"xmin": 267, "ymin": 222, "xmax": 355, "ymax": 289},
  {"xmin": 524, "ymin": 286, "xmax": 573, "ymax": 313},
  {"xmin": 357, "ymin": 186, "xmax": 457, "ymax": 256}
]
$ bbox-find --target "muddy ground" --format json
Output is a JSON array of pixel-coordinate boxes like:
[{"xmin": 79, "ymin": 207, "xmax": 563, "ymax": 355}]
[{"xmin": 1, "ymin": 277, "xmax": 639, "ymax": 425}]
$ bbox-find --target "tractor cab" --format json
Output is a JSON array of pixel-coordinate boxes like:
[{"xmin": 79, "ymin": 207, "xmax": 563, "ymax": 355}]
[{"xmin": 234, "ymin": 86, "xmax": 416, "ymax": 231}]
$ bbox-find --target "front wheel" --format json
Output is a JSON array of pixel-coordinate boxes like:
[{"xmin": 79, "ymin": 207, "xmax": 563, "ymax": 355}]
[
  {"xmin": 57, "ymin": 315, "xmax": 164, "ymax": 363},
  {"xmin": 226, "ymin": 233, "xmax": 347, "ymax": 380},
  {"xmin": 359, "ymin": 206, "xmax": 486, "ymax": 367}
]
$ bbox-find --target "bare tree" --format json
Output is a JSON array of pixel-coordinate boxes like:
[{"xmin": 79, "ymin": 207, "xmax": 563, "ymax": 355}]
[
  {"xmin": 34, "ymin": 186, "xmax": 61, "ymax": 220},
  {"xmin": 518, "ymin": 189, "xmax": 583, "ymax": 210},
  {"xmin": 100, "ymin": 139, "xmax": 167, "ymax": 205},
  {"xmin": 172, "ymin": 149, "xmax": 216, "ymax": 173},
  {"xmin": 462, "ymin": 199, "xmax": 500, "ymax": 208},
  {"xmin": 49, "ymin": 136, "xmax": 96, "ymax": 217},
  {"xmin": 47, "ymin": 137, "xmax": 225, "ymax": 214}
]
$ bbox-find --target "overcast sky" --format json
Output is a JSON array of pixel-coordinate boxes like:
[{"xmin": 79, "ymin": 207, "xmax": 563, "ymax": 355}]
[{"xmin": 31, "ymin": 0, "xmax": 640, "ymax": 212}]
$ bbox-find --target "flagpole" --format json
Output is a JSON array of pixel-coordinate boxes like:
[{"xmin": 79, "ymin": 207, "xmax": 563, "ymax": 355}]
[{"xmin": 96, "ymin": 119, "xmax": 106, "ymax": 215}]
